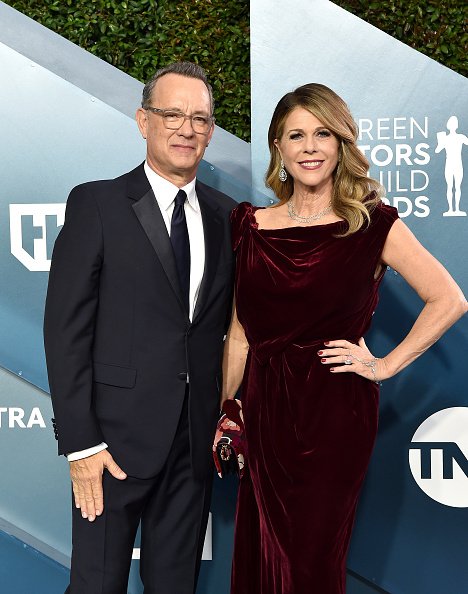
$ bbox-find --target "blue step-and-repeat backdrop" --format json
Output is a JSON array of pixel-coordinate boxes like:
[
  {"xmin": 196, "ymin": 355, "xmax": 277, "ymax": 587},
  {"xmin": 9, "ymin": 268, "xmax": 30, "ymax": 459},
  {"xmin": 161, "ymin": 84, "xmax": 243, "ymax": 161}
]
[{"xmin": 0, "ymin": 1, "xmax": 467, "ymax": 593}]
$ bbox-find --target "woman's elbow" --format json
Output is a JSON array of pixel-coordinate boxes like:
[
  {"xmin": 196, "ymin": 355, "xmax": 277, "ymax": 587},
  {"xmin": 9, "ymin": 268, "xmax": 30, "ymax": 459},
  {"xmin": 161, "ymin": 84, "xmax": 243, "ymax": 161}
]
[
  {"xmin": 446, "ymin": 291, "xmax": 468, "ymax": 323},
  {"xmin": 459, "ymin": 295, "xmax": 468, "ymax": 317}
]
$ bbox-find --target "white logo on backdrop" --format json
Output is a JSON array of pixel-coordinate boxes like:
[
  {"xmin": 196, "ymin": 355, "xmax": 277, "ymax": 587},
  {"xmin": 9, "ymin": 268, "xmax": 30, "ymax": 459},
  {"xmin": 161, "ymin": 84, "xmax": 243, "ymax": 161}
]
[
  {"xmin": 409, "ymin": 407, "xmax": 468, "ymax": 508},
  {"xmin": 9, "ymin": 204, "xmax": 65, "ymax": 271},
  {"xmin": 358, "ymin": 117, "xmax": 430, "ymax": 218},
  {"xmin": 435, "ymin": 116, "xmax": 467, "ymax": 217},
  {"xmin": 358, "ymin": 116, "xmax": 467, "ymax": 218},
  {"xmin": 0, "ymin": 407, "xmax": 46, "ymax": 428}
]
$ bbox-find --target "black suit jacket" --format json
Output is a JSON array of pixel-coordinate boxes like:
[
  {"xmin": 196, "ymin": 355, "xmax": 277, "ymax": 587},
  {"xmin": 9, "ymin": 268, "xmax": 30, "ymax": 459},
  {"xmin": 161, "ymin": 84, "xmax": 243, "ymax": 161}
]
[{"xmin": 44, "ymin": 163, "xmax": 236, "ymax": 479}]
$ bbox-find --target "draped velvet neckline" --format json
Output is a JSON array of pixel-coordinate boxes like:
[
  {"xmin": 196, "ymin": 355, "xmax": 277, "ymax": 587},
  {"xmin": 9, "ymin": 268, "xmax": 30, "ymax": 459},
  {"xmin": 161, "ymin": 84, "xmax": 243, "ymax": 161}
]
[{"xmin": 249, "ymin": 205, "xmax": 346, "ymax": 233}]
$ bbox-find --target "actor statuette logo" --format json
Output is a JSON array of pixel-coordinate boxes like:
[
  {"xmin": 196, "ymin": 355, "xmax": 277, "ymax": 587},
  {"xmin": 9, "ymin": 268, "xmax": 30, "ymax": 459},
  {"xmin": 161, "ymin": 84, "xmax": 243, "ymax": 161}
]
[
  {"xmin": 409, "ymin": 407, "xmax": 468, "ymax": 508},
  {"xmin": 435, "ymin": 116, "xmax": 467, "ymax": 216}
]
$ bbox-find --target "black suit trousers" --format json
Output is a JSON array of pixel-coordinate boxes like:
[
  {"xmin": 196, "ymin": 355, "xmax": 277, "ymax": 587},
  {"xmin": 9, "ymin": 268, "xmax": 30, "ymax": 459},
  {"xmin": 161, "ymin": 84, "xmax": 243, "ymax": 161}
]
[{"xmin": 66, "ymin": 392, "xmax": 213, "ymax": 594}]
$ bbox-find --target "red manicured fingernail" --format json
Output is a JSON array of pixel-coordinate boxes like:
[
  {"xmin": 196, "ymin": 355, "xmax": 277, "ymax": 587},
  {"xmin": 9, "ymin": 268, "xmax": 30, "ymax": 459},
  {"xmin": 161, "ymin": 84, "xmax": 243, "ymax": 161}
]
[
  {"xmin": 324, "ymin": 341, "xmax": 330, "ymax": 345},
  {"xmin": 321, "ymin": 358, "xmax": 327, "ymax": 363},
  {"xmin": 317, "ymin": 350, "xmax": 323, "ymax": 355},
  {"xmin": 330, "ymin": 368, "xmax": 335, "ymax": 372}
]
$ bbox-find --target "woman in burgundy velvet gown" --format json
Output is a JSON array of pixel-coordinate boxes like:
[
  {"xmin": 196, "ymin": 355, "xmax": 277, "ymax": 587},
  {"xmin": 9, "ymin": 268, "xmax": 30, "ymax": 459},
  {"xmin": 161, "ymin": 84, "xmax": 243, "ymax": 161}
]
[{"xmin": 218, "ymin": 84, "xmax": 467, "ymax": 594}]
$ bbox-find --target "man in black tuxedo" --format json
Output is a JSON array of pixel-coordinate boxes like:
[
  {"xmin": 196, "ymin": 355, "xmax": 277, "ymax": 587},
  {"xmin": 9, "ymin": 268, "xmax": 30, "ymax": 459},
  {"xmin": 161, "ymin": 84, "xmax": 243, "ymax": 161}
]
[{"xmin": 44, "ymin": 61, "xmax": 236, "ymax": 594}]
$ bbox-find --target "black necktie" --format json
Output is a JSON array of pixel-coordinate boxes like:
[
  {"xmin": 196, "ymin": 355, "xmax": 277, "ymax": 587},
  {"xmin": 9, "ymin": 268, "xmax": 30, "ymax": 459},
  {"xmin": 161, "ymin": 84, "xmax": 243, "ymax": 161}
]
[{"xmin": 170, "ymin": 189, "xmax": 190, "ymax": 313}]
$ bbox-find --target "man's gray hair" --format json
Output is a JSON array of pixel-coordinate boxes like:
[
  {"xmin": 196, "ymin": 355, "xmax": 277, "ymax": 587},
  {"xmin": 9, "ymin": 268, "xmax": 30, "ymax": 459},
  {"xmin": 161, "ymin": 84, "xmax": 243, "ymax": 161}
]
[{"xmin": 141, "ymin": 61, "xmax": 214, "ymax": 114}]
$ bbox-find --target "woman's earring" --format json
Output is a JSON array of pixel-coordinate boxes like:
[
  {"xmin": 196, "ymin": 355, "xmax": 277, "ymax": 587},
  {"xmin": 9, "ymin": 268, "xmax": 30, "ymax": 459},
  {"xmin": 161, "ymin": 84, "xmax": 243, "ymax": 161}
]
[{"xmin": 279, "ymin": 159, "xmax": 288, "ymax": 182}]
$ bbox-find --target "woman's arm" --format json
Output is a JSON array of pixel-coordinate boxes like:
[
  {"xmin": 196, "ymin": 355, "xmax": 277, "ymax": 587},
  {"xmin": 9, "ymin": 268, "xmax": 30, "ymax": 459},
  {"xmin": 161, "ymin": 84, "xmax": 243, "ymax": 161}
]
[
  {"xmin": 378, "ymin": 219, "xmax": 467, "ymax": 378},
  {"xmin": 220, "ymin": 299, "xmax": 250, "ymax": 406},
  {"xmin": 320, "ymin": 219, "xmax": 468, "ymax": 381}
]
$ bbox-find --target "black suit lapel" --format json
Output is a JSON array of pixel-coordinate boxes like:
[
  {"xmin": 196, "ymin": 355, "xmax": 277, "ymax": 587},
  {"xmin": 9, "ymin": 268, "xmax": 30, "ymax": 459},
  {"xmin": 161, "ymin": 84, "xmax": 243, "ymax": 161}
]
[
  {"xmin": 193, "ymin": 182, "xmax": 224, "ymax": 322},
  {"xmin": 128, "ymin": 165, "xmax": 186, "ymax": 313}
]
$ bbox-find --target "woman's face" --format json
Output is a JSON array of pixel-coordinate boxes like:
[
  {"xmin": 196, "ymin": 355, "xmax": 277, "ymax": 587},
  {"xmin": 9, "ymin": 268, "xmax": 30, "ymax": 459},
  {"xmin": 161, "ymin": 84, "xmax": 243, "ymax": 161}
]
[{"xmin": 274, "ymin": 107, "xmax": 340, "ymax": 194}]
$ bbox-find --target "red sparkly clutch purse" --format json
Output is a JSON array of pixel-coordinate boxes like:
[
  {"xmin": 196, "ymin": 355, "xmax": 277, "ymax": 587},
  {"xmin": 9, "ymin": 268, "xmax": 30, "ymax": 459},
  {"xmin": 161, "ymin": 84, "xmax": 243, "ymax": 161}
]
[{"xmin": 213, "ymin": 399, "xmax": 246, "ymax": 478}]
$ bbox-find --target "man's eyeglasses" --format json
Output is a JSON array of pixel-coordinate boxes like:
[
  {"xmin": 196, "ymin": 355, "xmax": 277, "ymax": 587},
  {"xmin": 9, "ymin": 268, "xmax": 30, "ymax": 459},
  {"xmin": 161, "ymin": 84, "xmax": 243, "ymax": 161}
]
[{"xmin": 145, "ymin": 107, "xmax": 215, "ymax": 134}]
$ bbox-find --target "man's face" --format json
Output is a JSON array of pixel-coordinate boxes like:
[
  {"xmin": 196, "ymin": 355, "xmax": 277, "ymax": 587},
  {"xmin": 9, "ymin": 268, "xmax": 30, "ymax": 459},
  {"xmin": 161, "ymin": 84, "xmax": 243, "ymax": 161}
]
[{"xmin": 136, "ymin": 73, "xmax": 214, "ymax": 185}]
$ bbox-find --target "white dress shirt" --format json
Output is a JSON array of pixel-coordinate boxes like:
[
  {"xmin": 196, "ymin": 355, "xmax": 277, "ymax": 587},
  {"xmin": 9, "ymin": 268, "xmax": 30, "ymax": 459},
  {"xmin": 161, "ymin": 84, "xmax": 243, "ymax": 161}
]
[
  {"xmin": 68, "ymin": 163, "xmax": 205, "ymax": 461},
  {"xmin": 143, "ymin": 162, "xmax": 205, "ymax": 320}
]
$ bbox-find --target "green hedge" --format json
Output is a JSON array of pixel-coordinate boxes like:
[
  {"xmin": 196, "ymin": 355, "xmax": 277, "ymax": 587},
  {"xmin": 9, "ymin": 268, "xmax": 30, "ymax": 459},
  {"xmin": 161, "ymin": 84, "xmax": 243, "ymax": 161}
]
[
  {"xmin": 334, "ymin": 0, "xmax": 467, "ymax": 76},
  {"xmin": 4, "ymin": 0, "xmax": 466, "ymax": 142},
  {"xmin": 5, "ymin": 0, "xmax": 250, "ymax": 140}
]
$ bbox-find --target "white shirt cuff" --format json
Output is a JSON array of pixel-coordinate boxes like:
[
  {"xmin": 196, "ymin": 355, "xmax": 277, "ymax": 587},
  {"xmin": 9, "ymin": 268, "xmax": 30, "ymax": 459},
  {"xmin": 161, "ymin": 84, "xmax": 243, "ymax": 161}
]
[{"xmin": 67, "ymin": 442, "xmax": 108, "ymax": 461}]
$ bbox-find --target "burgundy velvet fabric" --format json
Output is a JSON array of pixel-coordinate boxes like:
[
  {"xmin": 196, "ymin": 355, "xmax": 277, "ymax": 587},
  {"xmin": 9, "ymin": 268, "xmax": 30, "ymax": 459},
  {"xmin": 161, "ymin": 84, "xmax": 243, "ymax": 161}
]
[{"xmin": 230, "ymin": 201, "xmax": 399, "ymax": 594}]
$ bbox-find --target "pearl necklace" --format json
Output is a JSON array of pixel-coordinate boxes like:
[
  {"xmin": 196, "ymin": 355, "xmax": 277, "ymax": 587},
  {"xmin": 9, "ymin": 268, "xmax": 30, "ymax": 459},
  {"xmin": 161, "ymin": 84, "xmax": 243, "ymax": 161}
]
[{"xmin": 287, "ymin": 199, "xmax": 333, "ymax": 223}]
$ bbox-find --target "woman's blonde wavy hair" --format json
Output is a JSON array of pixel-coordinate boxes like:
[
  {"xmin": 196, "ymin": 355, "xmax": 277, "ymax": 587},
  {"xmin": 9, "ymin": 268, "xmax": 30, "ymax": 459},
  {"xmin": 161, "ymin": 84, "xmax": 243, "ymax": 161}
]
[{"xmin": 265, "ymin": 83, "xmax": 384, "ymax": 236}]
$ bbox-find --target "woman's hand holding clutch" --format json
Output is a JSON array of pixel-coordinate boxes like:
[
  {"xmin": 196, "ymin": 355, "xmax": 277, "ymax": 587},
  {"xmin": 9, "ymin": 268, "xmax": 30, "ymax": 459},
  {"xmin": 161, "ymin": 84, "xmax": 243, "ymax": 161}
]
[{"xmin": 213, "ymin": 399, "xmax": 246, "ymax": 478}]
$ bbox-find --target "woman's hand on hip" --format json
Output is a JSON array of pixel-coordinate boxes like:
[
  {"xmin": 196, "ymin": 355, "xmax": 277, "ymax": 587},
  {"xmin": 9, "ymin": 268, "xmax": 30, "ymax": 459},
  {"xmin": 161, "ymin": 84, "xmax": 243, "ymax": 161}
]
[{"xmin": 318, "ymin": 337, "xmax": 390, "ymax": 384}]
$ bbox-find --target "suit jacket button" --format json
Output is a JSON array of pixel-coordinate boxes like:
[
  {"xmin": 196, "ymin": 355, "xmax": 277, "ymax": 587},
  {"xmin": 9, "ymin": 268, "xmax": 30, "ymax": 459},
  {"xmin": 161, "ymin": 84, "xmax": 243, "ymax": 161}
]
[{"xmin": 178, "ymin": 372, "xmax": 188, "ymax": 381}]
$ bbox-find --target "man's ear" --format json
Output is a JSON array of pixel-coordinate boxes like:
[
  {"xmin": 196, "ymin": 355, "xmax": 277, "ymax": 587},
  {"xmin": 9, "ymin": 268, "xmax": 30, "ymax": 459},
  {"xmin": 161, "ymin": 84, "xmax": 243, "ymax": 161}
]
[
  {"xmin": 206, "ymin": 122, "xmax": 215, "ymax": 147},
  {"xmin": 136, "ymin": 108, "xmax": 148, "ymax": 139}
]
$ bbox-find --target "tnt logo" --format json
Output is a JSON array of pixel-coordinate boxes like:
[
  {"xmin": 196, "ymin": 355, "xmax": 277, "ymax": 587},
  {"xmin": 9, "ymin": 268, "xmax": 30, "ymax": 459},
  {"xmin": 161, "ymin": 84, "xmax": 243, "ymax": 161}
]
[
  {"xmin": 409, "ymin": 407, "xmax": 468, "ymax": 508},
  {"xmin": 9, "ymin": 204, "xmax": 65, "ymax": 271}
]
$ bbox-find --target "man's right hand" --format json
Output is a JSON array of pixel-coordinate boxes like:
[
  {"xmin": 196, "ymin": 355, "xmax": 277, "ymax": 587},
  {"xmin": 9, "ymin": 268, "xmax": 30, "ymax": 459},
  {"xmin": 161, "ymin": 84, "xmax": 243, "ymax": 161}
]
[{"xmin": 69, "ymin": 450, "xmax": 127, "ymax": 522}]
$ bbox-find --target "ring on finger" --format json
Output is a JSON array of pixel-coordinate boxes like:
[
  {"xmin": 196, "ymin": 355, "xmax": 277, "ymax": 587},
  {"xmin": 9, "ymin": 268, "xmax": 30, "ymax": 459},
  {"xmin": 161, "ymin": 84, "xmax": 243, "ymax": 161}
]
[{"xmin": 344, "ymin": 355, "xmax": 353, "ymax": 365}]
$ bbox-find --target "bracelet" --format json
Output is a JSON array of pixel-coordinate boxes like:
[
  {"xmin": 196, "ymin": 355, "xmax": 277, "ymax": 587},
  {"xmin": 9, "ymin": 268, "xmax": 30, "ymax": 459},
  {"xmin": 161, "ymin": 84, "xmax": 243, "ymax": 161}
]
[
  {"xmin": 367, "ymin": 358, "xmax": 382, "ymax": 385},
  {"xmin": 350, "ymin": 354, "xmax": 382, "ymax": 385}
]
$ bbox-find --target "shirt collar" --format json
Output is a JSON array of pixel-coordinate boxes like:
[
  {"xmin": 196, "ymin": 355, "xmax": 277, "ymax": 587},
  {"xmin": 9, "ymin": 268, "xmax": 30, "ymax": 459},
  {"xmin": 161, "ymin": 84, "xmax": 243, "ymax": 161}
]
[{"xmin": 144, "ymin": 162, "xmax": 199, "ymax": 213}]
